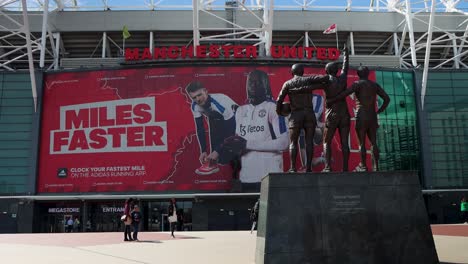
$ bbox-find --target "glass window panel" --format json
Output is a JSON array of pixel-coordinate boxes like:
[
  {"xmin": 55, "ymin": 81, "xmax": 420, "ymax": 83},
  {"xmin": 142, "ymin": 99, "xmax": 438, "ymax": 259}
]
[
  {"xmin": 426, "ymin": 96, "xmax": 454, "ymax": 104},
  {"xmin": 425, "ymin": 103, "xmax": 455, "ymax": 112},
  {"xmin": 452, "ymin": 82, "xmax": 468, "ymax": 90},
  {"xmin": 394, "ymin": 96, "xmax": 407, "ymax": 115},
  {"xmin": 428, "ymin": 72, "xmax": 452, "ymax": 80},
  {"xmin": 382, "ymin": 80, "xmax": 395, "ymax": 93},
  {"xmin": 404, "ymin": 95, "xmax": 416, "ymax": 111},
  {"xmin": 433, "ymin": 169, "xmax": 463, "ymax": 177},
  {"xmin": 384, "ymin": 96, "xmax": 398, "ymax": 115},
  {"xmin": 455, "ymin": 104, "xmax": 468, "ymax": 112},
  {"xmin": 431, "ymin": 152, "xmax": 460, "ymax": 161},
  {"xmin": 450, "ymin": 73, "xmax": 468, "ymax": 80},
  {"xmin": 428, "ymin": 111, "xmax": 456, "ymax": 120},
  {"xmin": 429, "ymin": 120, "xmax": 459, "ymax": 128},
  {"xmin": 453, "ymin": 95, "xmax": 468, "ymax": 104},
  {"xmin": 376, "ymin": 71, "xmax": 419, "ymax": 173},
  {"xmin": 455, "ymin": 111, "xmax": 468, "ymax": 120},
  {"xmin": 429, "ymin": 136, "xmax": 449, "ymax": 144},
  {"xmin": 430, "ymin": 128, "xmax": 459, "ymax": 136},
  {"xmin": 426, "ymin": 88, "xmax": 451, "ymax": 95},
  {"xmin": 427, "ymin": 80, "xmax": 453, "ymax": 89}
]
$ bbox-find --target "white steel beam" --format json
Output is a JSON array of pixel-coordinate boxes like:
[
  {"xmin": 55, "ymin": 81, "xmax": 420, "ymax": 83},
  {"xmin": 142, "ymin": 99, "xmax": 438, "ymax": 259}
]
[
  {"xmin": 452, "ymin": 35, "xmax": 460, "ymax": 68},
  {"xmin": 349, "ymin": 31, "xmax": 355, "ymax": 55},
  {"xmin": 304, "ymin": 31, "xmax": 309, "ymax": 47},
  {"xmin": 21, "ymin": 0, "xmax": 38, "ymax": 112},
  {"xmin": 0, "ymin": 47, "xmax": 40, "ymax": 70},
  {"xmin": 39, "ymin": 0, "xmax": 48, "ymax": 68},
  {"xmin": 149, "ymin": 31, "xmax": 154, "ymax": 55},
  {"xmin": 52, "ymin": 0, "xmax": 63, "ymax": 11},
  {"xmin": 398, "ymin": 24, "xmax": 407, "ymax": 58},
  {"xmin": 433, "ymin": 49, "xmax": 468, "ymax": 68},
  {"xmin": 263, "ymin": 0, "xmax": 273, "ymax": 56},
  {"xmin": 370, "ymin": 34, "xmax": 393, "ymax": 55},
  {"xmin": 457, "ymin": 24, "xmax": 468, "ymax": 56},
  {"xmin": 393, "ymin": 32, "xmax": 399, "ymax": 55},
  {"xmin": 54, "ymin": 32, "xmax": 60, "ymax": 70},
  {"xmin": 421, "ymin": 0, "xmax": 436, "ymax": 109},
  {"xmin": 404, "ymin": 0, "xmax": 418, "ymax": 67},
  {"xmin": 192, "ymin": 0, "xmax": 273, "ymax": 58},
  {"xmin": 192, "ymin": 0, "xmax": 199, "ymax": 56},
  {"xmin": 102, "ymin": 32, "xmax": 107, "ymax": 58}
]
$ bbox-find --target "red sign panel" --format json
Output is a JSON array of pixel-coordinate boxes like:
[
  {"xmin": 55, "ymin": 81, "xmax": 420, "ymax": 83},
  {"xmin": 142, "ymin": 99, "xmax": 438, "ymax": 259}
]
[
  {"xmin": 39, "ymin": 66, "xmax": 375, "ymax": 193},
  {"xmin": 124, "ymin": 45, "xmax": 340, "ymax": 61}
]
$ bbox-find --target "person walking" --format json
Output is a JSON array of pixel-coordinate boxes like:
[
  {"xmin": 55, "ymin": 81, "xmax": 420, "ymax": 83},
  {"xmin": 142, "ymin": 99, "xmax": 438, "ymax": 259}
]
[
  {"xmin": 168, "ymin": 198, "xmax": 178, "ymax": 238},
  {"xmin": 461, "ymin": 196, "xmax": 468, "ymax": 224},
  {"xmin": 85, "ymin": 220, "xmax": 92, "ymax": 232},
  {"xmin": 131, "ymin": 205, "xmax": 142, "ymax": 241},
  {"xmin": 123, "ymin": 198, "xmax": 134, "ymax": 241},
  {"xmin": 66, "ymin": 217, "xmax": 74, "ymax": 233},
  {"xmin": 73, "ymin": 217, "xmax": 81, "ymax": 232}
]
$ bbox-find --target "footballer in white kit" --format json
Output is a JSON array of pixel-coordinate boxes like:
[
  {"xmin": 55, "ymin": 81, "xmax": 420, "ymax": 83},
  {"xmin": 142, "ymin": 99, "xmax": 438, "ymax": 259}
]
[
  {"xmin": 235, "ymin": 100, "xmax": 288, "ymax": 183},
  {"xmin": 223, "ymin": 70, "xmax": 288, "ymax": 183}
]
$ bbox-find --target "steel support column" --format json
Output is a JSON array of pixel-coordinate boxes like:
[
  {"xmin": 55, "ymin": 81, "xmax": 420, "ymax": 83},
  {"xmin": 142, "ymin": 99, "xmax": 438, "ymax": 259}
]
[
  {"xmin": 421, "ymin": 0, "xmax": 436, "ymax": 109},
  {"xmin": 39, "ymin": 0, "xmax": 49, "ymax": 68},
  {"xmin": 192, "ymin": 0, "xmax": 200, "ymax": 56},
  {"xmin": 21, "ymin": 0, "xmax": 38, "ymax": 112},
  {"xmin": 54, "ymin": 32, "xmax": 60, "ymax": 70},
  {"xmin": 393, "ymin": 32, "xmax": 399, "ymax": 55},
  {"xmin": 149, "ymin": 31, "xmax": 154, "ymax": 55},
  {"xmin": 102, "ymin": 32, "xmax": 107, "ymax": 58},
  {"xmin": 263, "ymin": 0, "xmax": 273, "ymax": 56},
  {"xmin": 405, "ymin": 0, "xmax": 418, "ymax": 67},
  {"xmin": 452, "ymin": 35, "xmax": 460, "ymax": 69}
]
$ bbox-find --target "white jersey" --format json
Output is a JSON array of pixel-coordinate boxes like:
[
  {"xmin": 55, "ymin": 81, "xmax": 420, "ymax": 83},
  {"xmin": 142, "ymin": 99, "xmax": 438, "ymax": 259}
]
[{"xmin": 235, "ymin": 100, "xmax": 289, "ymax": 183}]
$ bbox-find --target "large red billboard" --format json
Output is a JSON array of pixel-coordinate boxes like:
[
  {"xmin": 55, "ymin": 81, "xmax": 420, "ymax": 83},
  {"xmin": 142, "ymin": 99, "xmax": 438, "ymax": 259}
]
[{"xmin": 38, "ymin": 66, "xmax": 374, "ymax": 193}]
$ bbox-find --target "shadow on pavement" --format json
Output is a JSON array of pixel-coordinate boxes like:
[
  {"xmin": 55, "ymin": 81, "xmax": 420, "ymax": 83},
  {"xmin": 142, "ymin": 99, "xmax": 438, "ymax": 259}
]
[{"xmin": 134, "ymin": 240, "xmax": 162, "ymax": 243}]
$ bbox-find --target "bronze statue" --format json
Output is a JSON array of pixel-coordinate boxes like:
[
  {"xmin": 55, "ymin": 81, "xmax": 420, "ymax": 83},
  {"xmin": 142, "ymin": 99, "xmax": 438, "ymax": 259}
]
[
  {"xmin": 289, "ymin": 45, "xmax": 350, "ymax": 172},
  {"xmin": 276, "ymin": 65, "xmax": 327, "ymax": 172},
  {"xmin": 327, "ymin": 66, "xmax": 390, "ymax": 171}
]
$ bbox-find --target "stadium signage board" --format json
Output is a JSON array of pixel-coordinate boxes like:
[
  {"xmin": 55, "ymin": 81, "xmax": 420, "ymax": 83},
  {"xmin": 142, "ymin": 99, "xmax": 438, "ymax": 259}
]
[
  {"xmin": 38, "ymin": 66, "xmax": 372, "ymax": 194},
  {"xmin": 125, "ymin": 45, "xmax": 341, "ymax": 61}
]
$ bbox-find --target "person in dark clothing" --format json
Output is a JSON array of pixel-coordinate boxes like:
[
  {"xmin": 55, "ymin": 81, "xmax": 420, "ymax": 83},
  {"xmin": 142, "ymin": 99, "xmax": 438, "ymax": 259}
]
[
  {"xmin": 123, "ymin": 198, "xmax": 134, "ymax": 241},
  {"xmin": 177, "ymin": 209, "xmax": 184, "ymax": 231},
  {"xmin": 131, "ymin": 205, "xmax": 142, "ymax": 241},
  {"xmin": 168, "ymin": 198, "xmax": 178, "ymax": 238},
  {"xmin": 461, "ymin": 196, "xmax": 468, "ymax": 224}
]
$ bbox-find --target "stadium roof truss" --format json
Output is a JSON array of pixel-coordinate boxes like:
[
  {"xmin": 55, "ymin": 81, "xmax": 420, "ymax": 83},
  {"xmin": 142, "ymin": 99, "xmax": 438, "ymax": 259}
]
[{"xmin": 1, "ymin": 0, "xmax": 468, "ymax": 109}]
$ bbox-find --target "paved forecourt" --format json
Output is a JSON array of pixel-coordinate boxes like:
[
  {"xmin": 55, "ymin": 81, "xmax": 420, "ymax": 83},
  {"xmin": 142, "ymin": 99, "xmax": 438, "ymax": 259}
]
[{"xmin": 0, "ymin": 226, "xmax": 467, "ymax": 264}]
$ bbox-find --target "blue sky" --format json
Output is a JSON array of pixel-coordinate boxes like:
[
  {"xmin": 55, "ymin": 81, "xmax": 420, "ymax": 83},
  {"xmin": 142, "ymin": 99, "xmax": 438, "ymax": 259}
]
[
  {"xmin": 75, "ymin": 0, "xmax": 468, "ymax": 11},
  {"xmin": 8, "ymin": 0, "xmax": 468, "ymax": 12}
]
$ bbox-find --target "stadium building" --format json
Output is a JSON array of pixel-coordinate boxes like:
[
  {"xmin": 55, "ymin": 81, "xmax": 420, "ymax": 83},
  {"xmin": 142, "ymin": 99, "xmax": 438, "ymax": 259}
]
[{"xmin": 0, "ymin": 0, "xmax": 467, "ymax": 233}]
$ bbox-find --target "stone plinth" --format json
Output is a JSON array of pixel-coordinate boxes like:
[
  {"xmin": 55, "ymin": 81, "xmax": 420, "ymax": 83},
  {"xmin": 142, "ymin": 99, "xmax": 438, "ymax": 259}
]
[{"xmin": 255, "ymin": 172, "xmax": 439, "ymax": 264}]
